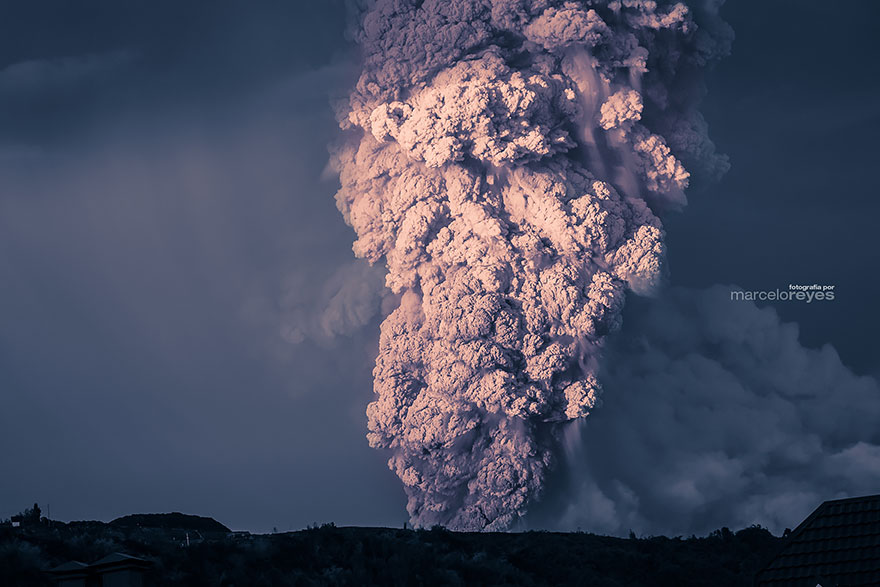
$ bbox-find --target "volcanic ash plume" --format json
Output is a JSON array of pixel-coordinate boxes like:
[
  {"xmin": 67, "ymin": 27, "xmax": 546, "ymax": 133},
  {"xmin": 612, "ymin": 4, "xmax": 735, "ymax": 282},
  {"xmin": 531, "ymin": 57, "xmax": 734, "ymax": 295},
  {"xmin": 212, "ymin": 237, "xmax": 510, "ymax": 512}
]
[{"xmin": 332, "ymin": 0, "xmax": 730, "ymax": 531}]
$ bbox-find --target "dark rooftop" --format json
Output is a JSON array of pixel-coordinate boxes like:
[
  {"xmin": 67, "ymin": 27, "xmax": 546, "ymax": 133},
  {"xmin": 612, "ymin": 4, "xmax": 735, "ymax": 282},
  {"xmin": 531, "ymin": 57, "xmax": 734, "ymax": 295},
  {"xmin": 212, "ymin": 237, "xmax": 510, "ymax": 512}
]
[
  {"xmin": 47, "ymin": 560, "xmax": 89, "ymax": 574},
  {"xmin": 91, "ymin": 552, "xmax": 151, "ymax": 568},
  {"xmin": 756, "ymin": 494, "xmax": 880, "ymax": 586}
]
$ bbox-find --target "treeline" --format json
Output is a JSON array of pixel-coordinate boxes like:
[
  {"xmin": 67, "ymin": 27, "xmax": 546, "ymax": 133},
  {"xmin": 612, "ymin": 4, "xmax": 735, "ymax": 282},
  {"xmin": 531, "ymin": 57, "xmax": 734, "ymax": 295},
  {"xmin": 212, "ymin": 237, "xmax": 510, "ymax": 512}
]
[{"xmin": 0, "ymin": 518, "xmax": 781, "ymax": 586}]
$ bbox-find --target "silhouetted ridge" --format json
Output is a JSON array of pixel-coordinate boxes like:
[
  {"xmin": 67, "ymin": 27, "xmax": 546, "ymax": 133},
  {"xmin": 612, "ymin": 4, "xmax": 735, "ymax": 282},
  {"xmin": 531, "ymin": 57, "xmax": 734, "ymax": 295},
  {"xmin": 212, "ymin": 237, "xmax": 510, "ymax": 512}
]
[{"xmin": 109, "ymin": 512, "xmax": 229, "ymax": 533}]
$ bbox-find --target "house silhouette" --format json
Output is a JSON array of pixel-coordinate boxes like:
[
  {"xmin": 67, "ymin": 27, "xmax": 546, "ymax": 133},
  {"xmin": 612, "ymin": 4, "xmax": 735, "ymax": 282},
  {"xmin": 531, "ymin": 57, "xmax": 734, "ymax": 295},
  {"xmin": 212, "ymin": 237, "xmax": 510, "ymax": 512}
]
[
  {"xmin": 47, "ymin": 552, "xmax": 152, "ymax": 587},
  {"xmin": 756, "ymin": 494, "xmax": 880, "ymax": 586}
]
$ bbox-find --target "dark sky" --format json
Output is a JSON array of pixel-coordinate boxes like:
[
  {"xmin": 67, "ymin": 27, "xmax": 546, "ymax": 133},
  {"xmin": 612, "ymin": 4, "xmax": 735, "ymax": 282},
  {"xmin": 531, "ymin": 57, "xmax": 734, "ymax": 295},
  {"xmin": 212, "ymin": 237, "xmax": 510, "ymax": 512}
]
[
  {"xmin": 0, "ymin": 0, "xmax": 407, "ymax": 532},
  {"xmin": 666, "ymin": 1, "xmax": 880, "ymax": 378},
  {"xmin": 1, "ymin": 1, "xmax": 877, "ymax": 533}
]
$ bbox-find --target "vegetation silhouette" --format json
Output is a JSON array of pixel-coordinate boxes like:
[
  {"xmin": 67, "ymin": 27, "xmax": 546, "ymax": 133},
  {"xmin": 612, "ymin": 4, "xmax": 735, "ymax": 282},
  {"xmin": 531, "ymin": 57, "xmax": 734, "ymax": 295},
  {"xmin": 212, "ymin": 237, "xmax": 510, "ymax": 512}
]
[{"xmin": 1, "ymin": 505, "xmax": 782, "ymax": 586}]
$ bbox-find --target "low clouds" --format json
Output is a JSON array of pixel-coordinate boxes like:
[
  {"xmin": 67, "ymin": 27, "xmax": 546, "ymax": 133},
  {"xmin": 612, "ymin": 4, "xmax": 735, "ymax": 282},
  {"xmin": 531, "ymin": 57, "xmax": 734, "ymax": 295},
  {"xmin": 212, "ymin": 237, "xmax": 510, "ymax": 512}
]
[
  {"xmin": 0, "ymin": 51, "xmax": 132, "ymax": 95},
  {"xmin": 534, "ymin": 285, "xmax": 880, "ymax": 536}
]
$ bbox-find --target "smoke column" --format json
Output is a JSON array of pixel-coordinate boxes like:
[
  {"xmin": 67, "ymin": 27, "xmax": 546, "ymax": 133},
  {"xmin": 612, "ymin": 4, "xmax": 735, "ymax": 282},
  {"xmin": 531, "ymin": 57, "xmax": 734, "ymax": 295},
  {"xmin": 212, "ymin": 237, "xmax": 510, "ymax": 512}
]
[{"xmin": 332, "ymin": 0, "xmax": 730, "ymax": 531}]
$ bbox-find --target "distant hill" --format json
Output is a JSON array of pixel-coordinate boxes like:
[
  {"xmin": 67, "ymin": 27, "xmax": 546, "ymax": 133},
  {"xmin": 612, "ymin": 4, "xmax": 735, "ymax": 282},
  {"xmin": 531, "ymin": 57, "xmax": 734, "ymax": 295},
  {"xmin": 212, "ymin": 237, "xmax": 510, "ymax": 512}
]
[{"xmin": 109, "ymin": 512, "xmax": 230, "ymax": 533}]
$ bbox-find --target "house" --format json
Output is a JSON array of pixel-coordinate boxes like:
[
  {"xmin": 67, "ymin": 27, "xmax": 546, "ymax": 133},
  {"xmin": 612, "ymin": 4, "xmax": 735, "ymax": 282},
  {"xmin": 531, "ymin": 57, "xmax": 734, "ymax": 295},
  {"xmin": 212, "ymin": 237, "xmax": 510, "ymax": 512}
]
[
  {"xmin": 755, "ymin": 494, "xmax": 880, "ymax": 586},
  {"xmin": 45, "ymin": 561, "xmax": 90, "ymax": 587},
  {"xmin": 47, "ymin": 553, "xmax": 152, "ymax": 587}
]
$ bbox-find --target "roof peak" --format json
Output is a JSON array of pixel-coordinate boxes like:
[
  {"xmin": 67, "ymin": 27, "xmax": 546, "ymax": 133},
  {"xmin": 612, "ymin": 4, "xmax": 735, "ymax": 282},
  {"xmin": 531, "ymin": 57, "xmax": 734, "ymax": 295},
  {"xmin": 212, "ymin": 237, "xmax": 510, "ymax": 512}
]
[{"xmin": 820, "ymin": 493, "xmax": 880, "ymax": 507}]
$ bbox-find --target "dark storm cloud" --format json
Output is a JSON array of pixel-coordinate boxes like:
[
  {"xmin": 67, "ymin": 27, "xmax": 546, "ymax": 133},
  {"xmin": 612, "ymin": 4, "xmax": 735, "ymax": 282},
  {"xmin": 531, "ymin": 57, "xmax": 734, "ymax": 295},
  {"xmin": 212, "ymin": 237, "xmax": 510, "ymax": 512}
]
[
  {"xmin": 530, "ymin": 286, "xmax": 880, "ymax": 537},
  {"xmin": 0, "ymin": 1, "xmax": 407, "ymax": 531}
]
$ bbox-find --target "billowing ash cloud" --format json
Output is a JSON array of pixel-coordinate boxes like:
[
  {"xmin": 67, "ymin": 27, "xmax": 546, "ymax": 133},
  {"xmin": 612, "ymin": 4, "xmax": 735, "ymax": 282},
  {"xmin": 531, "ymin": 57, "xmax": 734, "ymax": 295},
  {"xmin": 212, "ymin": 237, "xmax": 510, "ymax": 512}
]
[
  {"xmin": 240, "ymin": 261, "xmax": 391, "ymax": 352},
  {"xmin": 537, "ymin": 286, "xmax": 880, "ymax": 536},
  {"xmin": 332, "ymin": 0, "xmax": 731, "ymax": 530},
  {"xmin": 278, "ymin": 262, "xmax": 388, "ymax": 346}
]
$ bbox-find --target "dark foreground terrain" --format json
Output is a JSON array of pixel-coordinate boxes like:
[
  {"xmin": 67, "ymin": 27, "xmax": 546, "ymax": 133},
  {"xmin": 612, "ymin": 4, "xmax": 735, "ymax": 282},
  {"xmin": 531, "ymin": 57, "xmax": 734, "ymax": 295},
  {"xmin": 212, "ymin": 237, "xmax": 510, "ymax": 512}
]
[{"xmin": 0, "ymin": 514, "xmax": 782, "ymax": 586}]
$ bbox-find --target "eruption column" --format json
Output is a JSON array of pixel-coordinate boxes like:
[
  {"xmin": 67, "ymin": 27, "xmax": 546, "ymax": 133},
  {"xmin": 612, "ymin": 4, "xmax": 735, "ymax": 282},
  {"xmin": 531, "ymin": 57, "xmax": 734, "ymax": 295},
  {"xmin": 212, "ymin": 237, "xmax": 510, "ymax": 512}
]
[{"xmin": 332, "ymin": 0, "xmax": 730, "ymax": 531}]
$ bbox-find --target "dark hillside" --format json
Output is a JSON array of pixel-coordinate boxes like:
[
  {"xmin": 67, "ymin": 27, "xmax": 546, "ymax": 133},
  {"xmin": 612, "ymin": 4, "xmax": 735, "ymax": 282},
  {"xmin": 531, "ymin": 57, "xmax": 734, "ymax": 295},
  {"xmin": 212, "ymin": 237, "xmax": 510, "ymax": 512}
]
[
  {"xmin": 110, "ymin": 512, "xmax": 231, "ymax": 533},
  {"xmin": 0, "ymin": 519, "xmax": 782, "ymax": 586}
]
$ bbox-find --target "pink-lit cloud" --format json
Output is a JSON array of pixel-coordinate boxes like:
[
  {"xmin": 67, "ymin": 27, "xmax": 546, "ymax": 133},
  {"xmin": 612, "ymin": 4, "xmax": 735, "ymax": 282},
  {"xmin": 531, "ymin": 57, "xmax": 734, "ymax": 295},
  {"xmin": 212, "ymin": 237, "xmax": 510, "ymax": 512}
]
[{"xmin": 333, "ymin": 0, "xmax": 730, "ymax": 530}]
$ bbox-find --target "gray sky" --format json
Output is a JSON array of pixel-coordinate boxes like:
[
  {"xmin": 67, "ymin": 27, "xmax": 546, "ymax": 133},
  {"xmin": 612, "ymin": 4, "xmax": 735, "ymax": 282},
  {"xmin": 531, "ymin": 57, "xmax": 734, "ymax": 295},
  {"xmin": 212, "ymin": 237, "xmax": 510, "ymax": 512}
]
[
  {"xmin": 1, "ymin": 1, "xmax": 877, "ymax": 533},
  {"xmin": 666, "ymin": 1, "xmax": 880, "ymax": 377},
  {"xmin": 0, "ymin": 0, "xmax": 406, "ymax": 532}
]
